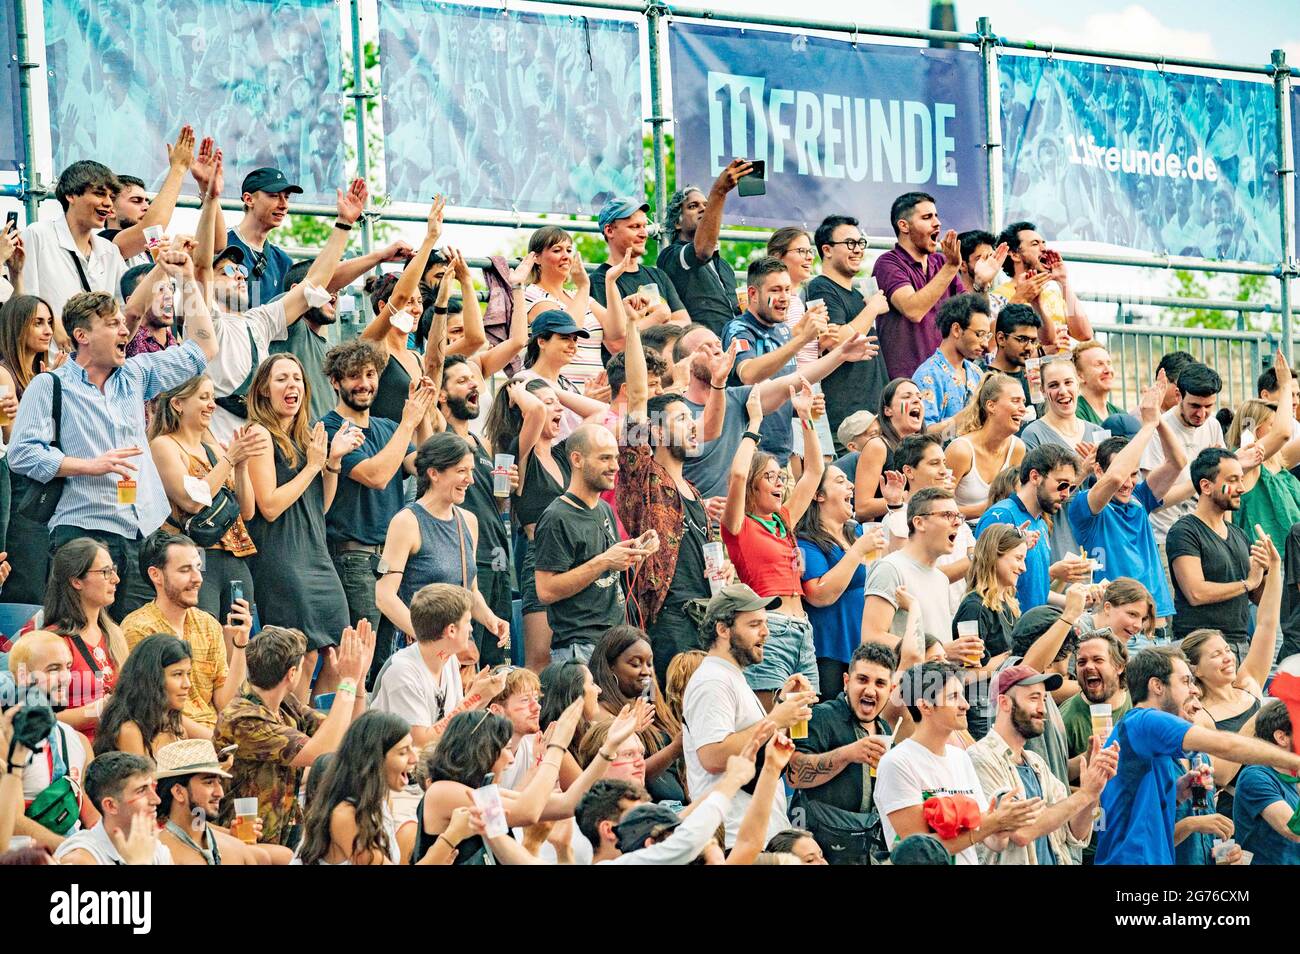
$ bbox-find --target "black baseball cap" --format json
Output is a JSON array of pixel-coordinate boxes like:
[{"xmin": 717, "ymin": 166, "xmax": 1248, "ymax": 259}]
[
  {"xmin": 615, "ymin": 803, "xmax": 682, "ymax": 853},
  {"xmin": 529, "ymin": 309, "xmax": 591, "ymax": 340},
  {"xmin": 240, "ymin": 167, "xmax": 304, "ymax": 196},
  {"xmin": 213, "ymin": 245, "xmax": 245, "ymax": 268}
]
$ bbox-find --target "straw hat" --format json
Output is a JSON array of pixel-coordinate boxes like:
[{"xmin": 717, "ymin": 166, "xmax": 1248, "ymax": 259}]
[{"xmin": 154, "ymin": 739, "xmax": 232, "ymax": 780}]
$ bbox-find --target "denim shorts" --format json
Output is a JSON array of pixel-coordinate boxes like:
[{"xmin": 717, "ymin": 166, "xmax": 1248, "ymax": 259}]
[
  {"xmin": 744, "ymin": 611, "xmax": 818, "ymax": 694},
  {"xmin": 550, "ymin": 642, "xmax": 595, "ymax": 666}
]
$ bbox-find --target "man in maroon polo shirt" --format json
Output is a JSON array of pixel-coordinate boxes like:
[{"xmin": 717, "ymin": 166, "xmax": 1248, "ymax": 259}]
[{"xmin": 871, "ymin": 191, "xmax": 966, "ymax": 382}]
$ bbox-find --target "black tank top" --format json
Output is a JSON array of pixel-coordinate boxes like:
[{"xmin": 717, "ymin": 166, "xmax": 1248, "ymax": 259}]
[{"xmin": 411, "ymin": 792, "xmax": 490, "ymax": 865}]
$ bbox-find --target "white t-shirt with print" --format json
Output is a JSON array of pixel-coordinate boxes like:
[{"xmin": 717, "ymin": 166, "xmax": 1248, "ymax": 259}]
[
  {"xmin": 370, "ymin": 643, "xmax": 464, "ymax": 730},
  {"xmin": 682, "ymin": 655, "xmax": 788, "ymax": 846},
  {"xmin": 874, "ymin": 737, "xmax": 988, "ymax": 865}
]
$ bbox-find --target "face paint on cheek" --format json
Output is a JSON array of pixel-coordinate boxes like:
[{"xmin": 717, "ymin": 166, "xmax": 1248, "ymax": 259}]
[{"xmin": 1222, "ymin": 484, "xmax": 1230, "ymax": 495}]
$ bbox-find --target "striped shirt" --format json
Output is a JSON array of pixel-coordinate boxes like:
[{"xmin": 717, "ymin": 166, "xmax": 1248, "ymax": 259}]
[
  {"xmin": 8, "ymin": 338, "xmax": 209, "ymax": 538},
  {"xmin": 524, "ymin": 284, "xmax": 605, "ymax": 388}
]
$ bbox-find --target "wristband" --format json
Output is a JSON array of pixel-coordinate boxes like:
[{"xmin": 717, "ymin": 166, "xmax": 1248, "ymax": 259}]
[
  {"xmin": 742, "ymin": 431, "xmax": 762, "ymax": 444},
  {"xmin": 434, "ymin": 305, "xmax": 449, "ymax": 315},
  {"xmin": 325, "ymin": 463, "xmax": 342, "ymax": 474},
  {"xmin": 710, "ymin": 383, "xmax": 727, "ymax": 390},
  {"xmin": 333, "ymin": 220, "xmax": 353, "ymax": 231},
  {"xmin": 886, "ymin": 501, "xmax": 904, "ymax": 511},
  {"xmin": 302, "ymin": 281, "xmax": 333, "ymax": 308},
  {"xmin": 546, "ymin": 742, "xmax": 567, "ymax": 753},
  {"xmin": 233, "ymin": 640, "xmax": 249, "ymax": 650},
  {"xmin": 336, "ymin": 680, "xmax": 358, "ymax": 697},
  {"xmin": 800, "ymin": 418, "xmax": 814, "ymax": 431},
  {"xmin": 436, "ymin": 833, "xmax": 457, "ymax": 851}
]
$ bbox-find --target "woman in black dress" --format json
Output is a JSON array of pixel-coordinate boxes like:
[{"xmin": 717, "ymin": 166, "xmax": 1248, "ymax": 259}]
[{"xmin": 246, "ymin": 353, "xmax": 364, "ymax": 699}]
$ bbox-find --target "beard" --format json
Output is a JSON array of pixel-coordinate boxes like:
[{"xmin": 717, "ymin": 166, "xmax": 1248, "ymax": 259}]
[
  {"xmin": 690, "ymin": 355, "xmax": 712, "ymax": 383},
  {"xmin": 1036, "ymin": 486, "xmax": 1061, "ymax": 515},
  {"xmin": 163, "ymin": 580, "xmax": 199, "ymax": 609},
  {"xmin": 728, "ymin": 632, "xmax": 762, "ymax": 668},
  {"xmin": 1081, "ymin": 673, "xmax": 1118, "ymax": 704},
  {"xmin": 305, "ymin": 305, "xmax": 336, "ymax": 327},
  {"xmin": 582, "ymin": 462, "xmax": 615, "ymax": 491},
  {"xmin": 1010, "ymin": 698, "xmax": 1045, "ymax": 740},
  {"xmin": 446, "ymin": 392, "xmax": 479, "ymax": 421},
  {"xmin": 340, "ymin": 388, "xmax": 374, "ymax": 412}
]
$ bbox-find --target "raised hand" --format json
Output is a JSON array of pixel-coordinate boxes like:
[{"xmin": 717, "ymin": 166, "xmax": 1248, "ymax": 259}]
[
  {"xmin": 764, "ymin": 731, "xmax": 797, "ymax": 773},
  {"xmin": 226, "ymin": 425, "xmax": 269, "ymax": 466},
  {"xmin": 881, "ymin": 469, "xmax": 906, "ymax": 507},
  {"xmin": 401, "ymin": 380, "xmax": 437, "ymax": 431},
  {"xmin": 468, "ymin": 665, "xmax": 508, "ymax": 703},
  {"xmin": 582, "ymin": 371, "xmax": 611, "ymax": 403},
  {"xmin": 1012, "ymin": 270, "xmax": 1050, "ymax": 304},
  {"xmin": 550, "ymin": 695, "xmax": 588, "ymax": 749},
  {"xmin": 191, "ymin": 136, "xmax": 218, "ymax": 194},
  {"xmin": 789, "ymin": 379, "xmax": 815, "ymax": 421},
  {"xmin": 223, "ymin": 598, "xmax": 253, "ymax": 647},
  {"xmin": 167, "ymin": 124, "xmax": 196, "ymax": 171},
  {"xmin": 156, "ymin": 247, "xmax": 194, "ymax": 279},
  {"xmin": 745, "ymin": 384, "xmax": 763, "ymax": 429},
  {"xmin": 1079, "ymin": 736, "xmax": 1120, "ymax": 796},
  {"xmin": 509, "ymin": 252, "xmax": 537, "ymax": 287},
  {"xmin": 380, "ymin": 240, "xmax": 415, "ymax": 263},
  {"xmin": 1138, "ymin": 370, "xmax": 1167, "ymax": 425},
  {"xmin": 426, "ymin": 194, "xmax": 446, "ymax": 243},
  {"xmin": 111, "ymin": 808, "xmax": 161, "ymax": 865},
  {"xmin": 605, "ymin": 247, "xmax": 634, "ymax": 282},
  {"xmin": 940, "ymin": 229, "xmax": 961, "ymax": 267},
  {"xmin": 328, "ymin": 422, "xmax": 365, "ymax": 464},
  {"xmin": 713, "ymin": 158, "xmax": 754, "ymax": 195},
  {"xmin": 336, "ymin": 178, "xmax": 368, "ymax": 225},
  {"xmin": 973, "ymin": 241, "xmax": 1010, "ymax": 288},
  {"xmin": 708, "ymin": 340, "xmax": 738, "ymax": 387},
  {"xmin": 307, "ymin": 422, "xmax": 329, "ymax": 471},
  {"xmin": 569, "ymin": 248, "xmax": 590, "ymax": 288}
]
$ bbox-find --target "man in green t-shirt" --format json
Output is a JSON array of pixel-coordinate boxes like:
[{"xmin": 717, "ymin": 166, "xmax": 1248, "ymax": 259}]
[
  {"xmin": 1060, "ymin": 630, "xmax": 1130, "ymax": 772},
  {"xmin": 1073, "ymin": 341, "xmax": 1125, "ymax": 424}
]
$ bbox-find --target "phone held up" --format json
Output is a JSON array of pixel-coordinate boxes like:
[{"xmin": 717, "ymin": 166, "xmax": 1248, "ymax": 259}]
[{"xmin": 738, "ymin": 159, "xmax": 766, "ymax": 197}]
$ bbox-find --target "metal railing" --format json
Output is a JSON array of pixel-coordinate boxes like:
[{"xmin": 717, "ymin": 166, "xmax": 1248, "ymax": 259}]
[{"xmin": 5, "ymin": 0, "xmax": 1297, "ymax": 356}]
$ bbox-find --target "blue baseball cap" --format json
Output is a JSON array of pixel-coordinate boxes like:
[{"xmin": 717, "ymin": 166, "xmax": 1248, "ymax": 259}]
[
  {"xmin": 597, "ymin": 195, "xmax": 650, "ymax": 232},
  {"xmin": 241, "ymin": 167, "xmax": 304, "ymax": 196},
  {"xmin": 529, "ymin": 309, "xmax": 591, "ymax": 340}
]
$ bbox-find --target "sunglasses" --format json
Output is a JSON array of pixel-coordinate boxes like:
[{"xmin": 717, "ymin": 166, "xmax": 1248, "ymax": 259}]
[
  {"xmin": 1054, "ymin": 479, "xmax": 1078, "ymax": 493},
  {"xmin": 221, "ymin": 263, "xmax": 249, "ymax": 278}
]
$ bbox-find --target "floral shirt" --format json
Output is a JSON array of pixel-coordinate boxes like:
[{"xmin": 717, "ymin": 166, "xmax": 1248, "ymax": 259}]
[
  {"xmin": 615, "ymin": 439, "xmax": 706, "ymax": 628},
  {"xmin": 215, "ymin": 689, "xmax": 324, "ymax": 846}
]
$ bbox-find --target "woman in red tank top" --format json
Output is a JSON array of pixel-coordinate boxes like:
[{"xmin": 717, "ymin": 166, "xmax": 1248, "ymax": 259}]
[{"xmin": 721, "ymin": 384, "xmax": 824, "ymax": 708}]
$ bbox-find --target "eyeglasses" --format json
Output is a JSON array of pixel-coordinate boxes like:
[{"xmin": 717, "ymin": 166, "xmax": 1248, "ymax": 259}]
[
  {"xmin": 761, "ymin": 472, "xmax": 787, "ymax": 485},
  {"xmin": 918, "ymin": 510, "xmax": 964, "ymax": 526},
  {"xmin": 970, "ymin": 330, "xmax": 994, "ymax": 341},
  {"xmin": 221, "ymin": 263, "xmax": 249, "ymax": 279},
  {"xmin": 827, "ymin": 239, "xmax": 868, "ymax": 252},
  {"xmin": 788, "ymin": 247, "xmax": 815, "ymax": 258},
  {"xmin": 85, "ymin": 566, "xmax": 120, "ymax": 580},
  {"xmin": 1008, "ymin": 334, "xmax": 1038, "ymax": 346}
]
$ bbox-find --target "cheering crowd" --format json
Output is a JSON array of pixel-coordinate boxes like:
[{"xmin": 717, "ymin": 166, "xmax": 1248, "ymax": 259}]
[{"xmin": 2, "ymin": 126, "xmax": 1300, "ymax": 868}]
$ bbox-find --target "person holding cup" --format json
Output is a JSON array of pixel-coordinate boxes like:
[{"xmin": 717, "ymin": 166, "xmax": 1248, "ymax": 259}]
[
  {"xmin": 953, "ymin": 524, "xmax": 1029, "ymax": 740},
  {"xmin": 796, "ymin": 464, "xmax": 886, "ymax": 696}
]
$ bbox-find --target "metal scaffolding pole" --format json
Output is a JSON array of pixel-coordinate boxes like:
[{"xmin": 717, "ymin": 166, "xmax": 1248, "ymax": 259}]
[
  {"xmin": 13, "ymin": 0, "xmax": 40, "ymax": 223},
  {"xmin": 349, "ymin": 0, "xmax": 372, "ymax": 253},
  {"xmin": 977, "ymin": 16, "xmax": 1002, "ymax": 234},
  {"xmin": 645, "ymin": 2, "xmax": 668, "ymax": 231},
  {"xmin": 1274, "ymin": 49, "xmax": 1297, "ymax": 362}
]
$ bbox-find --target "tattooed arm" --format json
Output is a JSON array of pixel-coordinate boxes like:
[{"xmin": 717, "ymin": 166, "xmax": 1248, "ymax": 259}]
[{"xmin": 785, "ymin": 735, "xmax": 883, "ymax": 789}]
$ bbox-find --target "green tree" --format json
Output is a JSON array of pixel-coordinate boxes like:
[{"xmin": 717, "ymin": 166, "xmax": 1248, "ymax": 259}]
[{"xmin": 1162, "ymin": 269, "xmax": 1273, "ymax": 332}]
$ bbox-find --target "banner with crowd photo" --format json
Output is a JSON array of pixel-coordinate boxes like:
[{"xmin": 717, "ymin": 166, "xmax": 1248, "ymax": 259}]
[
  {"xmin": 668, "ymin": 21, "xmax": 988, "ymax": 233},
  {"xmin": 0, "ymin": 0, "xmax": 20, "ymax": 172},
  {"xmin": 42, "ymin": 0, "xmax": 345, "ymax": 203},
  {"xmin": 378, "ymin": 0, "xmax": 642, "ymax": 214},
  {"xmin": 1000, "ymin": 54, "xmax": 1279, "ymax": 263}
]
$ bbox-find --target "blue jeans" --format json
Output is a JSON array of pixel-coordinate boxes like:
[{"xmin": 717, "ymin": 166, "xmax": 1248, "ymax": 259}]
[{"xmin": 744, "ymin": 611, "xmax": 818, "ymax": 694}]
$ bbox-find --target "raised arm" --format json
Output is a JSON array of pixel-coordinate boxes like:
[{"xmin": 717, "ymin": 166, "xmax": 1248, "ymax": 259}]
[
  {"xmin": 329, "ymin": 241, "xmax": 413, "ymax": 294},
  {"xmin": 441, "ymin": 248, "xmax": 486, "ymax": 355},
  {"xmin": 476, "ymin": 256, "xmax": 534, "ymax": 379},
  {"xmin": 734, "ymin": 310, "xmax": 823, "ymax": 385},
  {"xmin": 1087, "ymin": 375, "xmax": 1164, "ymax": 514},
  {"xmin": 1022, "ymin": 587, "xmax": 1086, "ymax": 673},
  {"xmin": 290, "ymin": 625, "xmax": 373, "ymax": 768},
  {"xmin": 1240, "ymin": 532, "xmax": 1282, "ymax": 690},
  {"xmin": 622, "ymin": 282, "xmax": 648, "ymax": 421},
  {"xmin": 721, "ymin": 388, "xmax": 763, "ymax": 536},
  {"xmin": 279, "ymin": 180, "xmax": 368, "ymax": 325},
  {"xmin": 192, "ymin": 144, "xmax": 223, "ymax": 296},
  {"xmin": 363, "ymin": 196, "xmax": 444, "ymax": 341},
  {"xmin": 113, "ymin": 125, "xmax": 194, "ymax": 260},
  {"xmin": 694, "ymin": 160, "xmax": 751, "ymax": 262},
  {"xmin": 158, "ymin": 248, "xmax": 218, "ymax": 360},
  {"xmin": 785, "ymin": 382, "xmax": 823, "ymax": 526},
  {"xmin": 887, "ymin": 230, "xmax": 961, "ymax": 323}
]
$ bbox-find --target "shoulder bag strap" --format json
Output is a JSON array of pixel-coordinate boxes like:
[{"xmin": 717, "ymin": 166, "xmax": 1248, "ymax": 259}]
[
  {"xmin": 66, "ymin": 250, "xmax": 92, "ymax": 293},
  {"xmin": 455, "ymin": 509, "xmax": 468, "ymax": 588},
  {"xmin": 67, "ymin": 633, "xmax": 102, "ymax": 675},
  {"xmin": 49, "ymin": 374, "xmax": 62, "ymax": 451}
]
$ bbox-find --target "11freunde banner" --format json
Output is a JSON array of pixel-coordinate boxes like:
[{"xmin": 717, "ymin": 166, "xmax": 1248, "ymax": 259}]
[
  {"xmin": 1001, "ymin": 54, "xmax": 1279, "ymax": 263},
  {"xmin": 43, "ymin": 0, "xmax": 346, "ymax": 203},
  {"xmin": 0, "ymin": 0, "xmax": 20, "ymax": 171},
  {"xmin": 379, "ymin": 0, "xmax": 642, "ymax": 214},
  {"xmin": 668, "ymin": 21, "xmax": 988, "ymax": 234}
]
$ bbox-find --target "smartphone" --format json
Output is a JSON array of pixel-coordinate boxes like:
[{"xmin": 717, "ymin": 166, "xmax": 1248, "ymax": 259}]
[
  {"xmin": 227, "ymin": 580, "xmax": 244, "ymax": 608},
  {"xmin": 472, "ymin": 782, "xmax": 509, "ymax": 837},
  {"xmin": 738, "ymin": 159, "xmax": 766, "ymax": 197},
  {"xmin": 639, "ymin": 679, "xmax": 654, "ymax": 701},
  {"xmin": 4, "ymin": 210, "xmax": 17, "ymax": 233}
]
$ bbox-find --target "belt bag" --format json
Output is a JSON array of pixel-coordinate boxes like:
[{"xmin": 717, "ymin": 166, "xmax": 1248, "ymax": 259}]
[
  {"xmin": 19, "ymin": 374, "xmax": 65, "ymax": 524},
  {"xmin": 180, "ymin": 445, "xmax": 241, "ymax": 547},
  {"xmin": 25, "ymin": 727, "xmax": 80, "ymax": 835}
]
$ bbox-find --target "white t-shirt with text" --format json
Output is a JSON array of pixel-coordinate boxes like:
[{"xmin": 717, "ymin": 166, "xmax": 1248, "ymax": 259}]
[{"xmin": 874, "ymin": 737, "xmax": 989, "ymax": 865}]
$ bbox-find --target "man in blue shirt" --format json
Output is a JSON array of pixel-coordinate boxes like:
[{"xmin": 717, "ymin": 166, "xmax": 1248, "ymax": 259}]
[
  {"xmin": 1098, "ymin": 647, "xmax": 1300, "ymax": 865},
  {"xmin": 9, "ymin": 251, "xmax": 221, "ymax": 619},
  {"xmin": 221, "ymin": 167, "xmax": 301, "ymax": 308},
  {"xmin": 1067, "ymin": 372, "xmax": 1191, "ymax": 624},
  {"xmin": 320, "ymin": 340, "xmax": 434, "ymax": 638},
  {"xmin": 975, "ymin": 443, "xmax": 1090, "ymax": 610},
  {"xmin": 915, "ymin": 292, "xmax": 991, "ymax": 434},
  {"xmin": 1233, "ymin": 700, "xmax": 1300, "ymax": 864},
  {"xmin": 722, "ymin": 256, "xmax": 827, "ymax": 468}
]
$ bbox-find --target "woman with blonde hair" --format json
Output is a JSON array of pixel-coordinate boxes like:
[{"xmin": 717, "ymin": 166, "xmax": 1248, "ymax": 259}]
[
  {"xmin": 245, "ymin": 353, "xmax": 362, "ymax": 697},
  {"xmin": 952, "ymin": 524, "xmax": 1027, "ymax": 738},
  {"xmin": 945, "ymin": 372, "xmax": 1028, "ymax": 522},
  {"xmin": 524, "ymin": 225, "xmax": 625, "ymax": 393},
  {"xmin": 662, "ymin": 650, "xmax": 705, "ymax": 729},
  {"xmin": 767, "ymin": 227, "xmax": 819, "ymax": 369},
  {"xmin": 1226, "ymin": 396, "xmax": 1300, "ymax": 547},
  {"xmin": 1078, "ymin": 577, "xmax": 1157, "ymax": 652},
  {"xmin": 149, "ymin": 373, "xmax": 262, "ymax": 619}
]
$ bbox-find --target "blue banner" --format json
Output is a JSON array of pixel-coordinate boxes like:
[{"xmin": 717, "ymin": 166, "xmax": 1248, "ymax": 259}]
[
  {"xmin": 379, "ymin": 0, "xmax": 642, "ymax": 213},
  {"xmin": 1001, "ymin": 54, "xmax": 1279, "ymax": 263},
  {"xmin": 43, "ymin": 0, "xmax": 345, "ymax": 203},
  {"xmin": 668, "ymin": 22, "xmax": 988, "ymax": 233},
  {"xmin": 0, "ymin": 0, "xmax": 20, "ymax": 172}
]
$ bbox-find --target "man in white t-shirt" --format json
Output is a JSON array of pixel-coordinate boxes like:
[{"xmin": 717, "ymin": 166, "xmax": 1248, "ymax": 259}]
[
  {"xmin": 54, "ymin": 752, "xmax": 173, "ymax": 865},
  {"xmin": 874, "ymin": 662, "xmax": 1043, "ymax": 864},
  {"xmin": 197, "ymin": 169, "xmax": 368, "ymax": 443},
  {"xmin": 371, "ymin": 584, "xmax": 498, "ymax": 748},
  {"xmin": 1140, "ymin": 363, "xmax": 1227, "ymax": 555},
  {"xmin": 884, "ymin": 434, "xmax": 974, "ymax": 612},
  {"xmin": 681, "ymin": 584, "xmax": 816, "ymax": 847},
  {"xmin": 864, "ymin": 487, "xmax": 975, "ymax": 655},
  {"xmin": 5, "ymin": 632, "xmax": 95, "ymax": 852}
]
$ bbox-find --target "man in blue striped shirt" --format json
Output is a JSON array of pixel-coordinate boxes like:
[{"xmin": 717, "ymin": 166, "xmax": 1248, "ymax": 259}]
[{"xmin": 9, "ymin": 248, "xmax": 220, "ymax": 618}]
